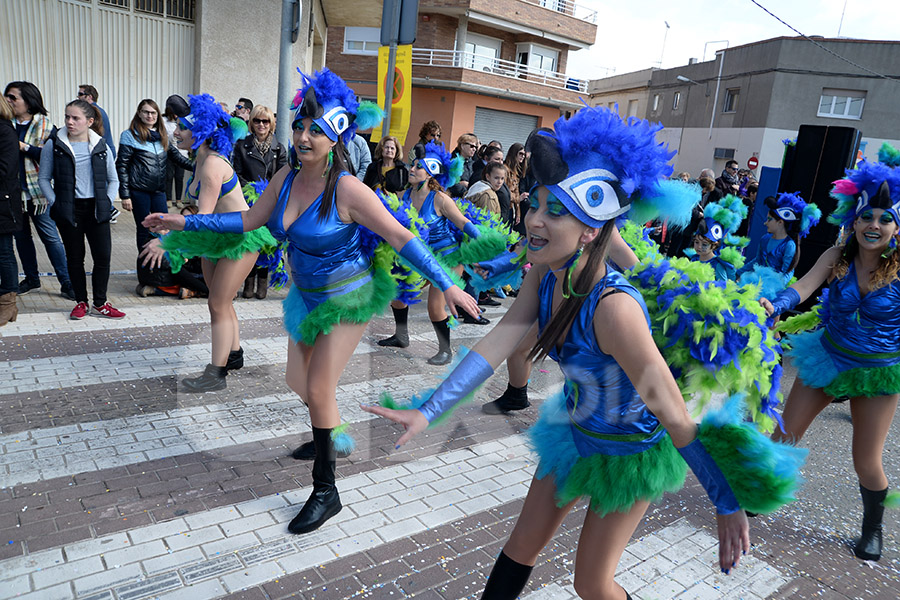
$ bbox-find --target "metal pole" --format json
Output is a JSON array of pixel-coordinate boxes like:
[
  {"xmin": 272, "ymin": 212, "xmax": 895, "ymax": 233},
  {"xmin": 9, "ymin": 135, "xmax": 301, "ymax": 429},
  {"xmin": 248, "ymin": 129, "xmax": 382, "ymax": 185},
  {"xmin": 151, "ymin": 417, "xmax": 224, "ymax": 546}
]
[
  {"xmin": 276, "ymin": 0, "xmax": 298, "ymax": 150},
  {"xmin": 381, "ymin": 0, "xmax": 403, "ymax": 139},
  {"xmin": 708, "ymin": 49, "xmax": 725, "ymax": 140}
]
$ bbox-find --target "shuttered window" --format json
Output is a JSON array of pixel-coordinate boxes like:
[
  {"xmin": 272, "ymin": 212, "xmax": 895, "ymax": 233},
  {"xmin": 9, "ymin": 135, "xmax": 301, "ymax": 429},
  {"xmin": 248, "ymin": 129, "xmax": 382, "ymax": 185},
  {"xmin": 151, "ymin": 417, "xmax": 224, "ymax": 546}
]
[{"xmin": 473, "ymin": 107, "xmax": 540, "ymax": 155}]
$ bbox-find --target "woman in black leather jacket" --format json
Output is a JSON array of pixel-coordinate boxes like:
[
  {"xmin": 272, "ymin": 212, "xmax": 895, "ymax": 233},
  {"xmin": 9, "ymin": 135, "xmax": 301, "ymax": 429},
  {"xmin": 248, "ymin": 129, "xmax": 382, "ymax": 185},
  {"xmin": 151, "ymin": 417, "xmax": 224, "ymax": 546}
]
[
  {"xmin": 117, "ymin": 99, "xmax": 193, "ymax": 252},
  {"xmin": 0, "ymin": 97, "xmax": 23, "ymax": 326},
  {"xmin": 233, "ymin": 105, "xmax": 286, "ymax": 299}
]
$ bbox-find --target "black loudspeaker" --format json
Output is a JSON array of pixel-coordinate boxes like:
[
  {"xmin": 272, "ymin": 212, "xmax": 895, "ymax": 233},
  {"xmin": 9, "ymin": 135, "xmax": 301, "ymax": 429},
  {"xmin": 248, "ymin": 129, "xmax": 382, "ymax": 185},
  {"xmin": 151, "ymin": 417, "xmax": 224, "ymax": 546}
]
[{"xmin": 779, "ymin": 124, "xmax": 861, "ymax": 280}]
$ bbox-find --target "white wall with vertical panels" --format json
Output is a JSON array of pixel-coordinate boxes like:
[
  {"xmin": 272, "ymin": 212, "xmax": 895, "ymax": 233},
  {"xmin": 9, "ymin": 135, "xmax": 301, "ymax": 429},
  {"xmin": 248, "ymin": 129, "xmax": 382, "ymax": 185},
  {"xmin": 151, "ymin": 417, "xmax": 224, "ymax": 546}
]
[{"xmin": 1, "ymin": 0, "xmax": 194, "ymax": 146}]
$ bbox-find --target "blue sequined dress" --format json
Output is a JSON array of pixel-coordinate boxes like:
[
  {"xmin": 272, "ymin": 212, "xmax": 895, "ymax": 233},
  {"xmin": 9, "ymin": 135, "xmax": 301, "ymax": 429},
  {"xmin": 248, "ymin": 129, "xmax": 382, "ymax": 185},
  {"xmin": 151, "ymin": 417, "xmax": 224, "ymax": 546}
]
[
  {"xmin": 787, "ymin": 260, "xmax": 900, "ymax": 397},
  {"xmin": 528, "ymin": 268, "xmax": 688, "ymax": 516},
  {"xmin": 273, "ymin": 170, "xmax": 396, "ymax": 345}
]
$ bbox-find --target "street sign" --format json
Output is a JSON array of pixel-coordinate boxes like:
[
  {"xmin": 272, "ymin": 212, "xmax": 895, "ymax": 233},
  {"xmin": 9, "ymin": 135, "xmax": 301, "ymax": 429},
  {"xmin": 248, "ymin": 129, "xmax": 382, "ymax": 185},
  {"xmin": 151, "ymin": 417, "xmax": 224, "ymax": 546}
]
[
  {"xmin": 748, "ymin": 156, "xmax": 759, "ymax": 170},
  {"xmin": 380, "ymin": 0, "xmax": 419, "ymax": 46},
  {"xmin": 377, "ymin": 44, "xmax": 412, "ymax": 145}
]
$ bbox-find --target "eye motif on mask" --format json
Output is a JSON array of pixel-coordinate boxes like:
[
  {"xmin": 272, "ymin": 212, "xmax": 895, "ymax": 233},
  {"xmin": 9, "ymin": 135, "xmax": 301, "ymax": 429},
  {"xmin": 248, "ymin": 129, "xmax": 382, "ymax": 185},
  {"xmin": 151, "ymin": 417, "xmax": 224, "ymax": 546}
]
[
  {"xmin": 708, "ymin": 223, "xmax": 724, "ymax": 241},
  {"xmin": 321, "ymin": 106, "xmax": 351, "ymax": 137},
  {"xmin": 774, "ymin": 207, "xmax": 798, "ymax": 222},
  {"xmin": 421, "ymin": 157, "xmax": 443, "ymax": 175},
  {"xmin": 558, "ymin": 168, "xmax": 628, "ymax": 221}
]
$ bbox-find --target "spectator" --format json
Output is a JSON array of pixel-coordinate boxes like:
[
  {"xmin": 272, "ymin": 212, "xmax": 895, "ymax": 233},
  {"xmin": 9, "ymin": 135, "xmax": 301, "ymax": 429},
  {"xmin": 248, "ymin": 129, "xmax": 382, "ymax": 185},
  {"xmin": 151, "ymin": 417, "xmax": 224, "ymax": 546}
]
[
  {"xmin": 136, "ymin": 205, "xmax": 209, "ymax": 300},
  {"xmin": 699, "ymin": 168, "xmax": 715, "ymax": 180},
  {"xmin": 40, "ymin": 99, "xmax": 123, "ymax": 320},
  {"xmin": 0, "ymin": 96, "xmax": 22, "ymax": 326},
  {"xmin": 345, "ymin": 133, "xmax": 372, "ymax": 181},
  {"xmin": 715, "ymin": 160, "xmax": 740, "ymax": 197},
  {"xmin": 471, "ymin": 144, "xmax": 503, "ymax": 185},
  {"xmin": 77, "ymin": 84, "xmax": 116, "ymax": 158},
  {"xmin": 503, "ymin": 143, "xmax": 527, "ymax": 226},
  {"xmin": 675, "ymin": 171, "xmax": 691, "ymax": 182},
  {"xmin": 162, "ymin": 105, "xmax": 188, "ymax": 208},
  {"xmin": 232, "ymin": 105, "xmax": 287, "ymax": 187},
  {"xmin": 447, "ymin": 133, "xmax": 478, "ymax": 197},
  {"xmin": 117, "ymin": 99, "xmax": 193, "ymax": 253},
  {"xmin": 362, "ymin": 135, "xmax": 408, "ymax": 193},
  {"xmin": 232, "ymin": 104, "xmax": 287, "ymax": 299},
  {"xmin": 5, "ymin": 81, "xmax": 73, "ymax": 299},
  {"xmin": 736, "ymin": 181, "xmax": 758, "ymax": 237},
  {"xmin": 233, "ymin": 97, "xmax": 252, "ymax": 123},
  {"xmin": 408, "ymin": 120, "xmax": 442, "ymax": 164},
  {"xmin": 464, "ymin": 161, "xmax": 506, "ymax": 215}
]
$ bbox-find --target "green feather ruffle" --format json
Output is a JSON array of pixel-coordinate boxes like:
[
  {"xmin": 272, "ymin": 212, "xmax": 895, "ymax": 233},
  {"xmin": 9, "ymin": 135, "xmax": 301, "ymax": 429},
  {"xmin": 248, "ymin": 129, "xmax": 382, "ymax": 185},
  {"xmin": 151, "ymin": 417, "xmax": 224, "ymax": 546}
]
[{"xmin": 161, "ymin": 228, "xmax": 278, "ymax": 273}]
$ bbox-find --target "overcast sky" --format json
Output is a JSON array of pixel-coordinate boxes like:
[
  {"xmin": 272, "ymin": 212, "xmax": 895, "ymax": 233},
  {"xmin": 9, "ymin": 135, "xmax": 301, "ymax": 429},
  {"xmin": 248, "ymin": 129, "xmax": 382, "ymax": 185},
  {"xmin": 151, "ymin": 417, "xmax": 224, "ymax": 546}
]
[{"xmin": 566, "ymin": 0, "xmax": 899, "ymax": 79}]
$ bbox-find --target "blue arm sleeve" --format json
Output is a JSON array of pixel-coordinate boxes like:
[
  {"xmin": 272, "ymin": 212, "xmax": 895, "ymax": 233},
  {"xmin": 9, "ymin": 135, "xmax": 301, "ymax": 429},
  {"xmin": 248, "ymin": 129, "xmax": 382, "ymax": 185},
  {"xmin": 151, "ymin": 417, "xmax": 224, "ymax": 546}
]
[
  {"xmin": 477, "ymin": 251, "xmax": 520, "ymax": 278},
  {"xmin": 418, "ymin": 350, "xmax": 494, "ymax": 422},
  {"xmin": 184, "ymin": 212, "xmax": 246, "ymax": 234},
  {"xmin": 769, "ymin": 287, "xmax": 800, "ymax": 317},
  {"xmin": 677, "ymin": 437, "xmax": 741, "ymax": 515},
  {"xmin": 779, "ymin": 239, "xmax": 796, "ymax": 274},
  {"xmin": 398, "ymin": 237, "xmax": 455, "ymax": 292},
  {"xmin": 463, "ymin": 221, "xmax": 480, "ymax": 239}
]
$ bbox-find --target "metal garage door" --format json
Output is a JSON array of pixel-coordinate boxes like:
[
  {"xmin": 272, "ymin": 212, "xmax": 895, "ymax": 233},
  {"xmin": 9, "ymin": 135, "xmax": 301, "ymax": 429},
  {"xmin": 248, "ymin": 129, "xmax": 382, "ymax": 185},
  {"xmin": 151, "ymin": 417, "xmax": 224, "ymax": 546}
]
[{"xmin": 473, "ymin": 107, "xmax": 539, "ymax": 155}]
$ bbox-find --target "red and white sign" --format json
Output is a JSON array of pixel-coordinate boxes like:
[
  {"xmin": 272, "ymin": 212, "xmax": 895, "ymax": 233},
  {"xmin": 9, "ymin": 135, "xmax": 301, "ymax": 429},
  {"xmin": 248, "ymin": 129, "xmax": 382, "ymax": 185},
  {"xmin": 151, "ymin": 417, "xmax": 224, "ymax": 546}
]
[{"xmin": 747, "ymin": 156, "xmax": 759, "ymax": 170}]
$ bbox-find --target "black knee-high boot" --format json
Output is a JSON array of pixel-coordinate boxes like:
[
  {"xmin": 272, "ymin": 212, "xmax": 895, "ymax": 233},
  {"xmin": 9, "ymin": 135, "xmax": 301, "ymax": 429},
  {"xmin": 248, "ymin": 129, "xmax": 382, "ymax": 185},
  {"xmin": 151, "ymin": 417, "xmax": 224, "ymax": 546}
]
[
  {"xmin": 288, "ymin": 427, "xmax": 342, "ymax": 534},
  {"xmin": 481, "ymin": 551, "xmax": 533, "ymax": 600},
  {"xmin": 854, "ymin": 484, "xmax": 888, "ymax": 561},
  {"xmin": 377, "ymin": 306, "xmax": 409, "ymax": 348},
  {"xmin": 427, "ymin": 317, "xmax": 452, "ymax": 365}
]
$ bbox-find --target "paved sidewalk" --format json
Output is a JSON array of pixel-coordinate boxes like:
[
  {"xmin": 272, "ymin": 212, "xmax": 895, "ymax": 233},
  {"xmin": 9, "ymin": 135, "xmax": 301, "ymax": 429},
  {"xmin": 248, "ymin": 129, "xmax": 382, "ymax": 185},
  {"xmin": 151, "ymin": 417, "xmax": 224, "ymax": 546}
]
[{"xmin": 2, "ymin": 213, "xmax": 900, "ymax": 599}]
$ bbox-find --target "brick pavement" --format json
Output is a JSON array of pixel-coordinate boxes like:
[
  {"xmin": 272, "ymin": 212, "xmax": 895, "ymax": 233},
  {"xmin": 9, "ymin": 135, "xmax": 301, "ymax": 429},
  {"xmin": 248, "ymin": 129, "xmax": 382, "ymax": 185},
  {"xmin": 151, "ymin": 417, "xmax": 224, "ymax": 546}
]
[{"xmin": 2, "ymin": 217, "xmax": 900, "ymax": 599}]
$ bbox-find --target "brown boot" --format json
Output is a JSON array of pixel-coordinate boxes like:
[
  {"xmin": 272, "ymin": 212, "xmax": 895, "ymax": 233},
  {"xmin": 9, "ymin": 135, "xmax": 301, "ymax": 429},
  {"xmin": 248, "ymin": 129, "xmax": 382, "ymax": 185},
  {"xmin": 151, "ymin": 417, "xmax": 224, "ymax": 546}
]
[{"xmin": 0, "ymin": 292, "xmax": 18, "ymax": 326}]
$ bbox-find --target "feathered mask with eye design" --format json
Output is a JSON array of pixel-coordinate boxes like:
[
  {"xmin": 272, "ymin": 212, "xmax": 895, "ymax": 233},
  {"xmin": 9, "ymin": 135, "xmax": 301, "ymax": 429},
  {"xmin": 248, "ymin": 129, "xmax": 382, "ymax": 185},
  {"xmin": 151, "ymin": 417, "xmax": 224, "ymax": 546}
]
[
  {"xmin": 290, "ymin": 68, "xmax": 384, "ymax": 145},
  {"xmin": 764, "ymin": 192, "xmax": 821, "ymax": 239},
  {"xmin": 165, "ymin": 93, "xmax": 248, "ymax": 156},
  {"xmin": 525, "ymin": 106, "xmax": 699, "ymax": 230},
  {"xmin": 411, "ymin": 141, "xmax": 463, "ymax": 190},
  {"xmin": 829, "ymin": 143, "xmax": 900, "ymax": 229}
]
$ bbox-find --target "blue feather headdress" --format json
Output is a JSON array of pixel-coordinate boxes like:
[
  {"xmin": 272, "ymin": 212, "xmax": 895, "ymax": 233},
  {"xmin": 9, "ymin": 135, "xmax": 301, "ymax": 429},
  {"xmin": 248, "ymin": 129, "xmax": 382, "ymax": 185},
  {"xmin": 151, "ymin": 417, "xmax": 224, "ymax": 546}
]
[
  {"xmin": 829, "ymin": 143, "xmax": 900, "ymax": 229},
  {"xmin": 166, "ymin": 93, "xmax": 248, "ymax": 156},
  {"xmin": 411, "ymin": 141, "xmax": 463, "ymax": 189},
  {"xmin": 698, "ymin": 195, "xmax": 748, "ymax": 245},
  {"xmin": 290, "ymin": 68, "xmax": 384, "ymax": 145},
  {"xmin": 525, "ymin": 106, "xmax": 698, "ymax": 229},
  {"xmin": 765, "ymin": 192, "xmax": 821, "ymax": 239}
]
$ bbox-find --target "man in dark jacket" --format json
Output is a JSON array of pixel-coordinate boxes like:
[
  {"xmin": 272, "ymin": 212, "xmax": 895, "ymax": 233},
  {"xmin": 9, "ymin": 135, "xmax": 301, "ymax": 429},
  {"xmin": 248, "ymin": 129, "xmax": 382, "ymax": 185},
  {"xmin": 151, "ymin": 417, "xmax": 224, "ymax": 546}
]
[{"xmin": 715, "ymin": 160, "xmax": 740, "ymax": 197}]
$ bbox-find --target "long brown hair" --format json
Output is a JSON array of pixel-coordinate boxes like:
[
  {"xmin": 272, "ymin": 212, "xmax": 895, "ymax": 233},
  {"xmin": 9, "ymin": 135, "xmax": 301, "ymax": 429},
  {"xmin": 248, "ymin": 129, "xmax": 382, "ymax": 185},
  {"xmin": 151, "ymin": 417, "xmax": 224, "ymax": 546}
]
[
  {"xmin": 527, "ymin": 220, "xmax": 617, "ymax": 362},
  {"xmin": 833, "ymin": 232, "xmax": 900, "ymax": 292},
  {"xmin": 504, "ymin": 143, "xmax": 526, "ymax": 179},
  {"xmin": 317, "ymin": 140, "xmax": 351, "ymax": 221},
  {"xmin": 129, "ymin": 99, "xmax": 168, "ymax": 147}
]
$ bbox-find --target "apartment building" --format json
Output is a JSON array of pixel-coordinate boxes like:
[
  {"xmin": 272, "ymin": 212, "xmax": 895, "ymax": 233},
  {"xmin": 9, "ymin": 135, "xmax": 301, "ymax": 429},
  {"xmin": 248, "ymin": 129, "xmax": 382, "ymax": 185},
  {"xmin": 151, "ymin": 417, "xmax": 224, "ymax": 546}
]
[
  {"xmin": 588, "ymin": 36, "xmax": 900, "ymax": 178},
  {"xmin": 326, "ymin": 0, "xmax": 598, "ymax": 151}
]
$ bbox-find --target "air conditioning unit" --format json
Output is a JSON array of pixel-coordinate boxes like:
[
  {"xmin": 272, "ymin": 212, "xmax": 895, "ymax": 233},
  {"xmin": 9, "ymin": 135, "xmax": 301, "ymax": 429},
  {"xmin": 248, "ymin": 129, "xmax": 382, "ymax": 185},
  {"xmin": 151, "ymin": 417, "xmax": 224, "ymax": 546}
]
[{"xmin": 713, "ymin": 147, "xmax": 735, "ymax": 160}]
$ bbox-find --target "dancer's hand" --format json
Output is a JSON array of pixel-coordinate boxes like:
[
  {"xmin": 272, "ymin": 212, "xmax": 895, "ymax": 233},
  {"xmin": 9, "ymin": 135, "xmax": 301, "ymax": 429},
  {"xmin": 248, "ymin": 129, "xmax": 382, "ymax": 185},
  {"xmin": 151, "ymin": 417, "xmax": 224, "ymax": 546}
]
[
  {"xmin": 144, "ymin": 213, "xmax": 185, "ymax": 233},
  {"xmin": 759, "ymin": 297, "xmax": 774, "ymax": 317},
  {"xmin": 361, "ymin": 404, "xmax": 428, "ymax": 447},
  {"xmin": 139, "ymin": 238, "xmax": 167, "ymax": 270},
  {"xmin": 716, "ymin": 510, "xmax": 750, "ymax": 573},
  {"xmin": 443, "ymin": 285, "xmax": 481, "ymax": 319}
]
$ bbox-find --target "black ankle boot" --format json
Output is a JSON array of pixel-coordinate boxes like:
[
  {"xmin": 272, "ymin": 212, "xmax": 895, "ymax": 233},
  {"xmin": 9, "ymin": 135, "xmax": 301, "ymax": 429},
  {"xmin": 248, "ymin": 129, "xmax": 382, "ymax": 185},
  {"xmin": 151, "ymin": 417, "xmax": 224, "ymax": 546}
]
[
  {"xmin": 427, "ymin": 318, "xmax": 452, "ymax": 365},
  {"xmin": 482, "ymin": 383, "xmax": 530, "ymax": 414},
  {"xmin": 225, "ymin": 347, "xmax": 244, "ymax": 371},
  {"xmin": 255, "ymin": 270, "xmax": 268, "ymax": 299},
  {"xmin": 377, "ymin": 306, "xmax": 409, "ymax": 348},
  {"xmin": 481, "ymin": 551, "xmax": 533, "ymax": 600},
  {"xmin": 854, "ymin": 484, "xmax": 887, "ymax": 561},
  {"xmin": 291, "ymin": 438, "xmax": 353, "ymax": 460},
  {"xmin": 288, "ymin": 427, "xmax": 342, "ymax": 534},
  {"xmin": 241, "ymin": 274, "xmax": 255, "ymax": 299},
  {"xmin": 182, "ymin": 364, "xmax": 227, "ymax": 392}
]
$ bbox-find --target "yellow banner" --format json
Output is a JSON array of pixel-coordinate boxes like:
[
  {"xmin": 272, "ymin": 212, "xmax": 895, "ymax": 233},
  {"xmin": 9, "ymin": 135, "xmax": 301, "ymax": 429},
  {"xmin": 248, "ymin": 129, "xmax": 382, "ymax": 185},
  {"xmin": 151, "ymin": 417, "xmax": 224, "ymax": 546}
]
[{"xmin": 377, "ymin": 44, "xmax": 412, "ymax": 146}]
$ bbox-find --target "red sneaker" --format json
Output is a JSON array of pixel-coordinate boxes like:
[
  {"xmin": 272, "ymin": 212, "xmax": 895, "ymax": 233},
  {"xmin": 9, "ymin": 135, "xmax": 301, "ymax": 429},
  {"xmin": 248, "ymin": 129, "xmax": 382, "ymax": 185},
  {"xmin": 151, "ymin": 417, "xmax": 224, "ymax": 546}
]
[
  {"xmin": 91, "ymin": 302, "xmax": 126, "ymax": 319},
  {"xmin": 69, "ymin": 302, "xmax": 89, "ymax": 320}
]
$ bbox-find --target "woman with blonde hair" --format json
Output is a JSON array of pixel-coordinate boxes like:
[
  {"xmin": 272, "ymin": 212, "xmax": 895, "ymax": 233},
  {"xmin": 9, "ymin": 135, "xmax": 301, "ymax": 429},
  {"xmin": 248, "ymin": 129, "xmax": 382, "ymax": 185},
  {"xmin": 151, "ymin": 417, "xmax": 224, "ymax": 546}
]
[{"xmin": 362, "ymin": 135, "xmax": 407, "ymax": 192}]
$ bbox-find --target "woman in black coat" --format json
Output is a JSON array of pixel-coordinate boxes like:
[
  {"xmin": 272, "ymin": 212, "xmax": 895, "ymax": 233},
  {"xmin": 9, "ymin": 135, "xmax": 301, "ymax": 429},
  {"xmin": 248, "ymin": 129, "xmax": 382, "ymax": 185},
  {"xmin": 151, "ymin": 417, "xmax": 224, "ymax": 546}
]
[
  {"xmin": 0, "ymin": 97, "xmax": 23, "ymax": 325},
  {"xmin": 232, "ymin": 105, "xmax": 286, "ymax": 299}
]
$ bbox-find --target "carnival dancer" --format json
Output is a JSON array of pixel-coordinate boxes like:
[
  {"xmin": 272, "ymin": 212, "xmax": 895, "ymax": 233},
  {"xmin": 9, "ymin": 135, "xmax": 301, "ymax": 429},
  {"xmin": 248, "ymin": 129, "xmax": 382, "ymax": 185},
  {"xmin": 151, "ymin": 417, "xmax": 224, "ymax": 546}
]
[
  {"xmin": 738, "ymin": 192, "xmax": 820, "ymax": 297},
  {"xmin": 141, "ymin": 93, "xmax": 275, "ymax": 392},
  {"xmin": 686, "ymin": 195, "xmax": 748, "ymax": 281},
  {"xmin": 145, "ymin": 68, "xmax": 480, "ymax": 535},
  {"xmin": 377, "ymin": 141, "xmax": 508, "ymax": 365},
  {"xmin": 762, "ymin": 144, "xmax": 900, "ymax": 561},
  {"xmin": 365, "ymin": 107, "xmax": 805, "ymax": 599}
]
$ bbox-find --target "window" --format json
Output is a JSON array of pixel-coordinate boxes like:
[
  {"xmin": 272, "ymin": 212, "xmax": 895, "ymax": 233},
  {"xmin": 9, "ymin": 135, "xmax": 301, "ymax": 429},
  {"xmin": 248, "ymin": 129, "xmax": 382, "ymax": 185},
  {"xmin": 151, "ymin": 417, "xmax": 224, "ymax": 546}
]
[
  {"xmin": 343, "ymin": 27, "xmax": 380, "ymax": 56},
  {"xmin": 652, "ymin": 94, "xmax": 661, "ymax": 112},
  {"xmin": 818, "ymin": 89, "xmax": 865, "ymax": 120},
  {"xmin": 723, "ymin": 88, "xmax": 739, "ymax": 113},
  {"xmin": 627, "ymin": 100, "xmax": 638, "ymax": 118},
  {"xmin": 714, "ymin": 147, "xmax": 735, "ymax": 160},
  {"xmin": 515, "ymin": 43, "xmax": 559, "ymax": 74},
  {"xmin": 465, "ymin": 33, "xmax": 502, "ymax": 71},
  {"xmin": 672, "ymin": 91, "xmax": 681, "ymax": 110}
]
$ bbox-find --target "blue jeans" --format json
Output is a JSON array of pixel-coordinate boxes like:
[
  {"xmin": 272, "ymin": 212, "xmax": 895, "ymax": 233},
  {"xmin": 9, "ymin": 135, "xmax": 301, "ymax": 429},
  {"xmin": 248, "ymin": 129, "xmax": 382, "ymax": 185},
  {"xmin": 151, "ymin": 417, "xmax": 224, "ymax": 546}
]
[
  {"xmin": 0, "ymin": 233, "xmax": 16, "ymax": 295},
  {"xmin": 13, "ymin": 202, "xmax": 70, "ymax": 285},
  {"xmin": 130, "ymin": 189, "xmax": 168, "ymax": 251}
]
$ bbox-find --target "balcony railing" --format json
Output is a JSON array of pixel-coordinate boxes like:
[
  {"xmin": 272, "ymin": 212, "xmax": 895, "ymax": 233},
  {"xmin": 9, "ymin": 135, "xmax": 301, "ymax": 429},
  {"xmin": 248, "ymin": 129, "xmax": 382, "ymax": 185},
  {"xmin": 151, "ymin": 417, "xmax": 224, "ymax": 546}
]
[
  {"xmin": 411, "ymin": 48, "xmax": 589, "ymax": 93},
  {"xmin": 524, "ymin": 0, "xmax": 597, "ymax": 24}
]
